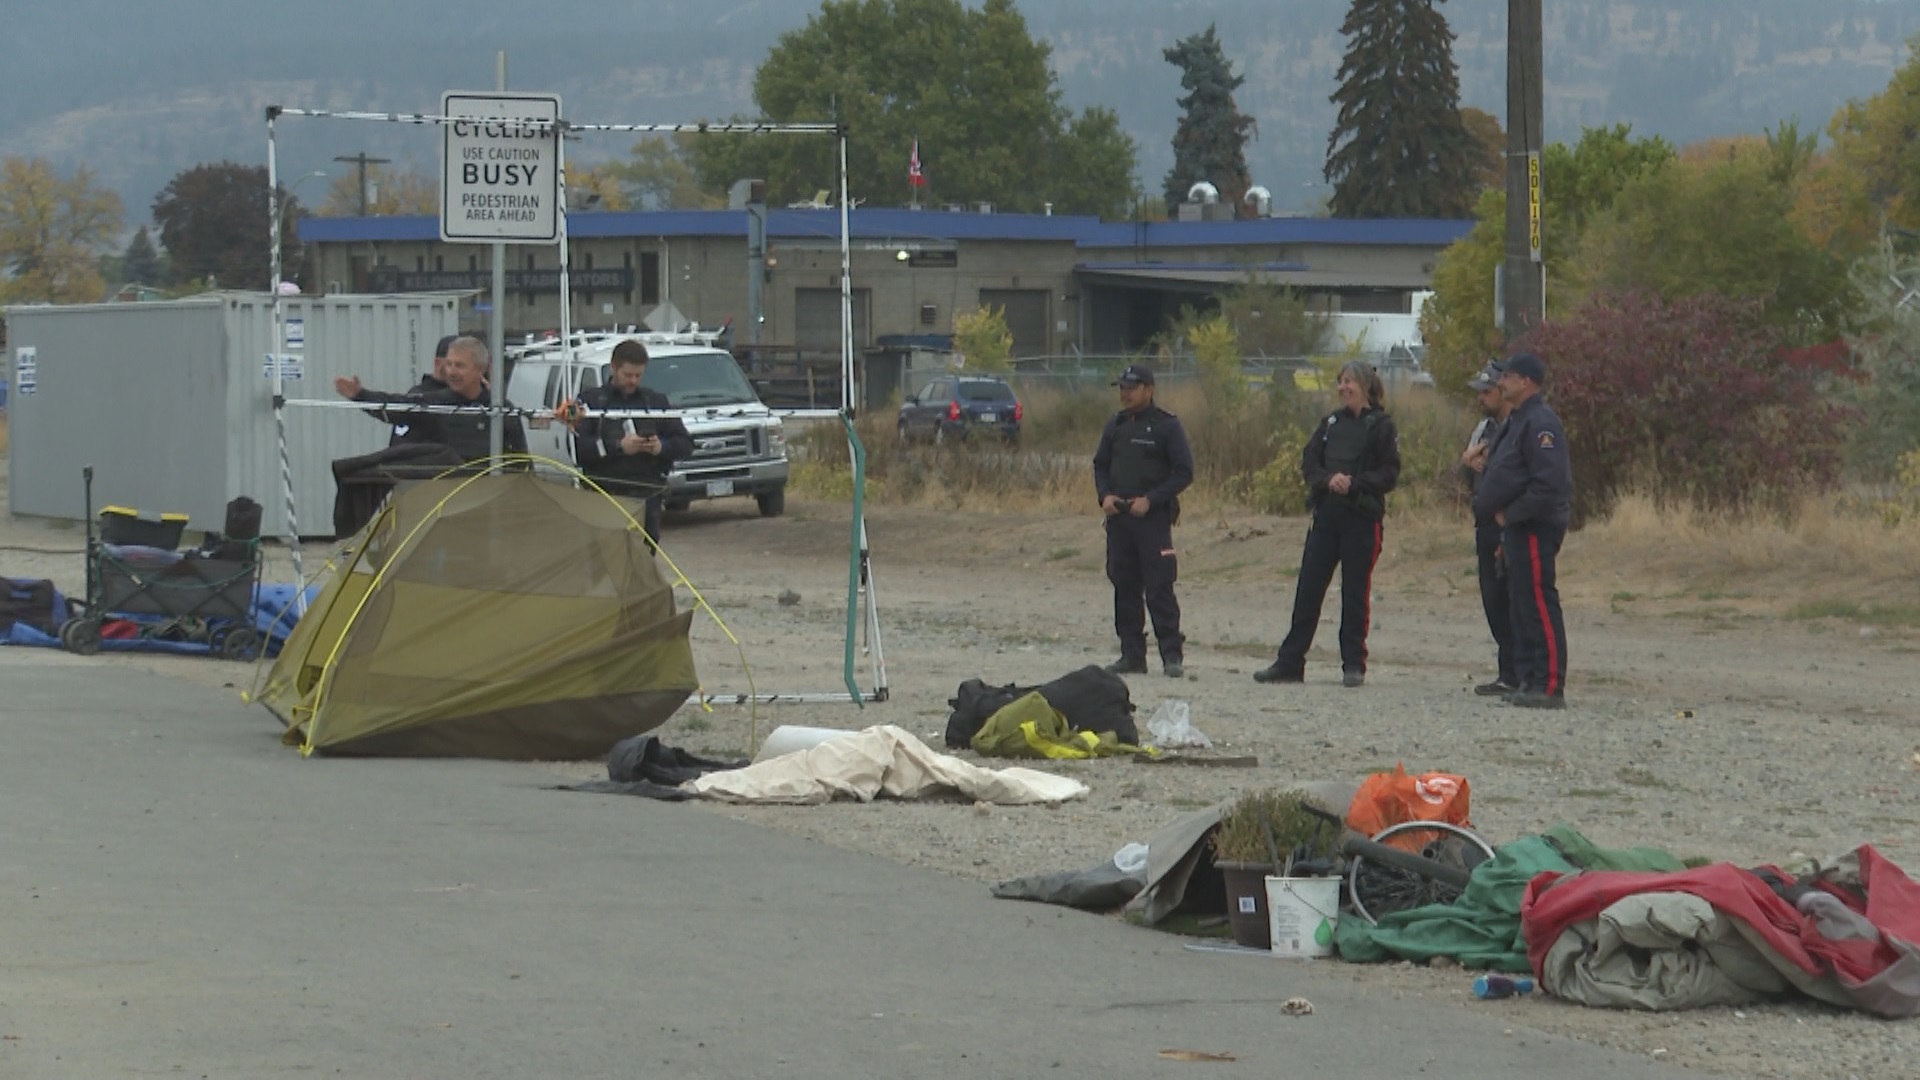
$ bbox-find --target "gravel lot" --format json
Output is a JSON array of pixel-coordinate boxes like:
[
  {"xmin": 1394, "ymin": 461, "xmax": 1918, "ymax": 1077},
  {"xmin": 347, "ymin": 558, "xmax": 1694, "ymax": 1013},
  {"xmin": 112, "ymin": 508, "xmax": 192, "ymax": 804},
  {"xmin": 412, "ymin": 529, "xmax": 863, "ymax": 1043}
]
[{"xmin": 4, "ymin": 466, "xmax": 1916, "ymax": 1077}]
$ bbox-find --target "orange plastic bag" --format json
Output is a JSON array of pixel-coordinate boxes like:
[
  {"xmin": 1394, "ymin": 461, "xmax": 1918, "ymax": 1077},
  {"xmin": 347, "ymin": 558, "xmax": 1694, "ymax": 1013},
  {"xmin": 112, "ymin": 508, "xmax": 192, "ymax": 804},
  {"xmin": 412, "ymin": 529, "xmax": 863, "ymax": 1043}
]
[{"xmin": 1346, "ymin": 765, "xmax": 1472, "ymax": 851}]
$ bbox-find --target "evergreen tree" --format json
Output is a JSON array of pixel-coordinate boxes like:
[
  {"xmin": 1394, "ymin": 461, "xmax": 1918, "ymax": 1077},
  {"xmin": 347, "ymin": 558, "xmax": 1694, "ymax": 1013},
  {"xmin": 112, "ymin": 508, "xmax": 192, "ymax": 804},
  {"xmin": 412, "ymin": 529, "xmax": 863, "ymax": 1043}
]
[
  {"xmin": 1162, "ymin": 25, "xmax": 1256, "ymax": 215},
  {"xmin": 121, "ymin": 225, "xmax": 162, "ymax": 285},
  {"xmin": 1324, "ymin": 0, "xmax": 1478, "ymax": 219}
]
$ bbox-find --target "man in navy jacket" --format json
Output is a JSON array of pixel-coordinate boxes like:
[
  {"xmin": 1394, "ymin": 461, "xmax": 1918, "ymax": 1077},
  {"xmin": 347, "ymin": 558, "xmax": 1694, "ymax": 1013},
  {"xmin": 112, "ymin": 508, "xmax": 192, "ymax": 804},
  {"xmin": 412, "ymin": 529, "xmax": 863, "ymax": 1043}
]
[{"xmin": 1472, "ymin": 353, "xmax": 1573, "ymax": 709}]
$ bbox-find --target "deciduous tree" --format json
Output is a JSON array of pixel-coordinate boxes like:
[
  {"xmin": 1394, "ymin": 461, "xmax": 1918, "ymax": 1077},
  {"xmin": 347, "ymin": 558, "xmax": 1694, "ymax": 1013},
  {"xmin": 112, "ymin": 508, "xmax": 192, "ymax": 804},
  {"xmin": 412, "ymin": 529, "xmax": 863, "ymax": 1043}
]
[
  {"xmin": 1324, "ymin": 0, "xmax": 1478, "ymax": 219},
  {"xmin": 602, "ymin": 136, "xmax": 721, "ymax": 210},
  {"xmin": 152, "ymin": 162, "xmax": 298, "ymax": 289},
  {"xmin": 1422, "ymin": 126, "xmax": 1676, "ymax": 395},
  {"xmin": 1826, "ymin": 35, "xmax": 1920, "ymax": 235},
  {"xmin": 686, "ymin": 0, "xmax": 1138, "ymax": 218},
  {"xmin": 315, "ymin": 164, "xmax": 436, "ymax": 216},
  {"xmin": 0, "ymin": 157, "xmax": 123, "ymax": 303},
  {"xmin": 1569, "ymin": 146, "xmax": 1853, "ymax": 338},
  {"xmin": 1523, "ymin": 290, "xmax": 1856, "ymax": 522},
  {"xmin": 1162, "ymin": 25, "xmax": 1255, "ymax": 215}
]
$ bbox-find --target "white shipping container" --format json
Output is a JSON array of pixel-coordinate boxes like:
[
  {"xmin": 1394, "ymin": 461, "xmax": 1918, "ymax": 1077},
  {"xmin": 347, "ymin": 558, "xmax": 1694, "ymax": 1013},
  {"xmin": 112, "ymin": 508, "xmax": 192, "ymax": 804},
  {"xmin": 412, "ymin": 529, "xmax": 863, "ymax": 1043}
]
[{"xmin": 5, "ymin": 292, "xmax": 465, "ymax": 537}]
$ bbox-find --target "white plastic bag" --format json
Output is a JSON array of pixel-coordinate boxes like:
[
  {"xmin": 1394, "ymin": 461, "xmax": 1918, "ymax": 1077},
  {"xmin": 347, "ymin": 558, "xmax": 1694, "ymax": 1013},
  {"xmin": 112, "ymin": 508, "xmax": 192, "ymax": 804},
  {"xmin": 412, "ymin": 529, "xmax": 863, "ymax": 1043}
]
[
  {"xmin": 1112, "ymin": 842, "xmax": 1150, "ymax": 876},
  {"xmin": 1145, "ymin": 699, "xmax": 1211, "ymax": 749}
]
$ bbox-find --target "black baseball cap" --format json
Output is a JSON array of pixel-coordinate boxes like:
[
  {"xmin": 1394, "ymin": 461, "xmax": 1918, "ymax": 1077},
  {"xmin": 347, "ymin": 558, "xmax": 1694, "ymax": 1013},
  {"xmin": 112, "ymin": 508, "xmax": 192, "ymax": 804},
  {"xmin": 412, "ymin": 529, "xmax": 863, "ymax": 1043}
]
[
  {"xmin": 1495, "ymin": 353, "xmax": 1546, "ymax": 384},
  {"xmin": 1467, "ymin": 362, "xmax": 1499, "ymax": 391},
  {"xmin": 1112, "ymin": 363, "xmax": 1155, "ymax": 387}
]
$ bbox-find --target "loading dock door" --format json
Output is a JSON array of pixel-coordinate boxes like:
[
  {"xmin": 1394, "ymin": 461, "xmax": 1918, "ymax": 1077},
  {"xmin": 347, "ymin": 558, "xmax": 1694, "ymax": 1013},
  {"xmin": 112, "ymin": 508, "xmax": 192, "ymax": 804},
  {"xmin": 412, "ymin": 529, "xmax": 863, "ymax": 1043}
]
[
  {"xmin": 795, "ymin": 288, "xmax": 871, "ymax": 355},
  {"xmin": 978, "ymin": 288, "xmax": 1049, "ymax": 357}
]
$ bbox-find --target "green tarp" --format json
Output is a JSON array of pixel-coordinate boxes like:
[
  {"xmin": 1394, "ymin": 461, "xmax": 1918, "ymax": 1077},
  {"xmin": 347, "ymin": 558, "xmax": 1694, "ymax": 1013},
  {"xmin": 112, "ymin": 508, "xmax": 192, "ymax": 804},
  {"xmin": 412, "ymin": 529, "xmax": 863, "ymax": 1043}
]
[{"xmin": 1334, "ymin": 824, "xmax": 1687, "ymax": 972}]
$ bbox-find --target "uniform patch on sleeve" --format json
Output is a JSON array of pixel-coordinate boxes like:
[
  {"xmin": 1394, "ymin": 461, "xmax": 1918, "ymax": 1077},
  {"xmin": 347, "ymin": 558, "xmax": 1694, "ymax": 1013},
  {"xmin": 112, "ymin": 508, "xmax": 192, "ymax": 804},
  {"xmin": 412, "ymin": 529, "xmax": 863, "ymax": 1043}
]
[{"xmin": 1537, "ymin": 431, "xmax": 1557, "ymax": 450}]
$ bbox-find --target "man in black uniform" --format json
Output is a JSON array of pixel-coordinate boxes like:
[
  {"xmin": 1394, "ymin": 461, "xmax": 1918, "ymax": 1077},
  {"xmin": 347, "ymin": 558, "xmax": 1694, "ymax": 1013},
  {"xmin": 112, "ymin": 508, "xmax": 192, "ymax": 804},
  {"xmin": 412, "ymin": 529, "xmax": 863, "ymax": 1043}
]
[
  {"xmin": 334, "ymin": 336, "xmax": 528, "ymax": 465},
  {"xmin": 1472, "ymin": 353, "xmax": 1573, "ymax": 709},
  {"xmin": 573, "ymin": 339, "xmax": 694, "ymax": 548},
  {"xmin": 1460, "ymin": 361, "xmax": 1518, "ymax": 696},
  {"xmin": 1255, "ymin": 361, "xmax": 1401, "ymax": 687},
  {"xmin": 1092, "ymin": 364, "xmax": 1193, "ymax": 679},
  {"xmin": 388, "ymin": 334, "xmax": 456, "ymax": 447}
]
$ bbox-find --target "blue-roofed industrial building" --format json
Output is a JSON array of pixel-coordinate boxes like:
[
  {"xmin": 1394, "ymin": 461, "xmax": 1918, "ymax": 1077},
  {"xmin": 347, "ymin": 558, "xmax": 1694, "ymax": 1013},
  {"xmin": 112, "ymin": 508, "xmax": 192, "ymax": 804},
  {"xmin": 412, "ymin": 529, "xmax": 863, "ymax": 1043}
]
[{"xmin": 298, "ymin": 205, "xmax": 1470, "ymax": 358}]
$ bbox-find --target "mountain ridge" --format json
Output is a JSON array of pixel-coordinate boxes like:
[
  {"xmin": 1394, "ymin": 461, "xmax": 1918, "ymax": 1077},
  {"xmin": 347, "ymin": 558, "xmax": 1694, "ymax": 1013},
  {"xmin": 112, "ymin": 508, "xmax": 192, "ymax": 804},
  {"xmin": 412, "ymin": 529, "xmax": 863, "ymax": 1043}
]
[{"xmin": 2, "ymin": 0, "xmax": 1914, "ymax": 227}]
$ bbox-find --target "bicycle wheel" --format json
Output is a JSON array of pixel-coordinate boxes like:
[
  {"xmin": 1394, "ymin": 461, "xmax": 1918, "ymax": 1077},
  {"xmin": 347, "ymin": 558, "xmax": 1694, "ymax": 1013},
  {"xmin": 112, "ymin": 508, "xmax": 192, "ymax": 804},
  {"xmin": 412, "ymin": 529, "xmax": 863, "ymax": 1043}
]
[{"xmin": 1346, "ymin": 821, "xmax": 1495, "ymax": 926}]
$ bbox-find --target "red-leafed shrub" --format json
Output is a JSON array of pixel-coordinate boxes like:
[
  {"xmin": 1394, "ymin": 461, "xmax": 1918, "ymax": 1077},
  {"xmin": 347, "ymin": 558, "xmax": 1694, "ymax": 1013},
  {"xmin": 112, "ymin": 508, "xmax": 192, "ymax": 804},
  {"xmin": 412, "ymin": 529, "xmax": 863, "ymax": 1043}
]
[{"xmin": 1519, "ymin": 290, "xmax": 1859, "ymax": 524}]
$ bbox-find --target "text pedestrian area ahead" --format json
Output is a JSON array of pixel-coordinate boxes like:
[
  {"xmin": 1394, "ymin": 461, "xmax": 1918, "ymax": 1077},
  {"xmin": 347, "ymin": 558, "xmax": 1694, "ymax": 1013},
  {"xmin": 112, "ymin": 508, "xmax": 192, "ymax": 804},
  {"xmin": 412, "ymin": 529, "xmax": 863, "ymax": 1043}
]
[{"xmin": 441, "ymin": 91, "xmax": 562, "ymax": 244}]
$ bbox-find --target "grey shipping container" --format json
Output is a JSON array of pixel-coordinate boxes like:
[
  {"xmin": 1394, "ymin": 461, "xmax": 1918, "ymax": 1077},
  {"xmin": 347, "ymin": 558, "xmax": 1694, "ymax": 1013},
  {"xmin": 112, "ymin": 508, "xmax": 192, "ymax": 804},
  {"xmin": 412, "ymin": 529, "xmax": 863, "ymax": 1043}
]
[{"xmin": 5, "ymin": 292, "xmax": 465, "ymax": 538}]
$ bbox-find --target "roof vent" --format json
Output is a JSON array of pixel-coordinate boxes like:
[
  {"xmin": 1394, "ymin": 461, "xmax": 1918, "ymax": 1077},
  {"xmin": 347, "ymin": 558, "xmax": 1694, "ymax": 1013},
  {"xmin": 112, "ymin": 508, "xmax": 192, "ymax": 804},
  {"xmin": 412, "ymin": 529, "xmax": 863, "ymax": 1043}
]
[{"xmin": 1186, "ymin": 181, "xmax": 1220, "ymax": 205}]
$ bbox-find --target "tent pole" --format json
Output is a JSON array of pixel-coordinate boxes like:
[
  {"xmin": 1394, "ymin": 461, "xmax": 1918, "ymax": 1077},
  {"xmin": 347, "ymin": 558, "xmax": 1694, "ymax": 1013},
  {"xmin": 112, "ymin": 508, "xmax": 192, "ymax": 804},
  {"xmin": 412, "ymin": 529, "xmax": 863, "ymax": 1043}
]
[{"xmin": 265, "ymin": 108, "xmax": 307, "ymax": 615}]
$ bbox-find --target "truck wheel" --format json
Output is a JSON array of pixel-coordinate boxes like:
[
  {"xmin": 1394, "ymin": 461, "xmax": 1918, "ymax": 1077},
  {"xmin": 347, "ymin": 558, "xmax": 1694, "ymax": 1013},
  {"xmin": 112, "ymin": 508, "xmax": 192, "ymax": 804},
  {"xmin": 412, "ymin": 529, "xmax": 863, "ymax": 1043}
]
[{"xmin": 756, "ymin": 488, "xmax": 786, "ymax": 518}]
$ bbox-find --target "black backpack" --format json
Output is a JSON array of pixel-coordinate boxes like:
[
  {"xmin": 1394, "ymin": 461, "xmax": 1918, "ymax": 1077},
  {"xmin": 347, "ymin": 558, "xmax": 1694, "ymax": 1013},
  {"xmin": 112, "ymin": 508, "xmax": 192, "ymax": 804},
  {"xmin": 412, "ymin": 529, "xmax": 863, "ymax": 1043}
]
[
  {"xmin": 1036, "ymin": 665, "xmax": 1139, "ymax": 745},
  {"xmin": 944, "ymin": 678, "xmax": 1035, "ymax": 749},
  {"xmin": 944, "ymin": 666, "xmax": 1140, "ymax": 748}
]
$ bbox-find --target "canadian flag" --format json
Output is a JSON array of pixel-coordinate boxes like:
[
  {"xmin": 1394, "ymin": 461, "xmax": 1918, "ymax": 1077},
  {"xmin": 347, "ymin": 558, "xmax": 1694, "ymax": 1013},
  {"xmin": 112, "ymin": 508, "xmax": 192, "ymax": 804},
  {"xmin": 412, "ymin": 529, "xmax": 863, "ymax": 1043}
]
[{"xmin": 908, "ymin": 138, "xmax": 926, "ymax": 187}]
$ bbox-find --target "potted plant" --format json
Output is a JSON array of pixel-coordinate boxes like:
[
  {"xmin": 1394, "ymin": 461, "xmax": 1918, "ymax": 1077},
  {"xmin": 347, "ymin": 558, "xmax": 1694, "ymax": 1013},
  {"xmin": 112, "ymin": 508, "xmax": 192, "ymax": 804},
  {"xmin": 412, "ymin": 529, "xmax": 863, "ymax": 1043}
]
[{"xmin": 1210, "ymin": 789, "xmax": 1340, "ymax": 950}]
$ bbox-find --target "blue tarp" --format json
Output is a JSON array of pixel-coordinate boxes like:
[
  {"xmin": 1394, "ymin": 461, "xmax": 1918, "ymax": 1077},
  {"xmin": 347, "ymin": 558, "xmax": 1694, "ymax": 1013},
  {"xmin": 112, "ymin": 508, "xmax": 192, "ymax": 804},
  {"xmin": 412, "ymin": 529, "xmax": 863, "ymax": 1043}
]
[{"xmin": 2, "ymin": 583, "xmax": 317, "ymax": 656}]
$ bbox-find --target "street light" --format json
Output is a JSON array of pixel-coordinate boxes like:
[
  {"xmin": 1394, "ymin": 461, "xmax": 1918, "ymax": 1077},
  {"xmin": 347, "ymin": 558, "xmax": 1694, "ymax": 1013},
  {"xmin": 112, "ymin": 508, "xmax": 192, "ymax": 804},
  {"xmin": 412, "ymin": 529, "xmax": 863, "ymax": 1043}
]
[{"xmin": 286, "ymin": 170, "xmax": 328, "ymax": 207}]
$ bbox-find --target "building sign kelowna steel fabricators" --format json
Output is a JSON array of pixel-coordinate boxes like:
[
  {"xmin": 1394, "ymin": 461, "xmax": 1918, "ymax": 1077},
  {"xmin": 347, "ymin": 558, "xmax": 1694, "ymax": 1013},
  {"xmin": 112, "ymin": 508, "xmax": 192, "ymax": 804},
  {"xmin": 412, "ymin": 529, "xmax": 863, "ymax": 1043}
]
[{"xmin": 366, "ymin": 268, "xmax": 634, "ymax": 294}]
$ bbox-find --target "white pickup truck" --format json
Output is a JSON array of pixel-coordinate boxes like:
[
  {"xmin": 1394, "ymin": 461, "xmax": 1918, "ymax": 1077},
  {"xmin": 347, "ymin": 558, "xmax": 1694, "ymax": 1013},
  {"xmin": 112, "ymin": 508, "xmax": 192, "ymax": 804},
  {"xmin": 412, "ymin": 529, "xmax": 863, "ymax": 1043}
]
[{"xmin": 504, "ymin": 331, "xmax": 790, "ymax": 516}]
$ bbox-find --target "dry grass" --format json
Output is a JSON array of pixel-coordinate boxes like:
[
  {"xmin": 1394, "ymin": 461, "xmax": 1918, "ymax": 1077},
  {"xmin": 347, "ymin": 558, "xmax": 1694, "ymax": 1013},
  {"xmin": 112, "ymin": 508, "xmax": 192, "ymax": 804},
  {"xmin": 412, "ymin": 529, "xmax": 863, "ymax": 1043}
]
[
  {"xmin": 1564, "ymin": 492, "xmax": 1920, "ymax": 621},
  {"xmin": 797, "ymin": 388, "xmax": 1920, "ymax": 626}
]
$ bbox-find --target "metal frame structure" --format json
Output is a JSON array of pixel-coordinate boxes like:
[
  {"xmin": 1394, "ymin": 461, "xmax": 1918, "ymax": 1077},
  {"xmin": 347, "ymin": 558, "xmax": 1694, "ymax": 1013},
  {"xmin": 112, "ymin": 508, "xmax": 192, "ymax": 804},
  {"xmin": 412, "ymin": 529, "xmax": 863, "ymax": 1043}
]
[{"xmin": 262, "ymin": 102, "xmax": 886, "ymax": 705}]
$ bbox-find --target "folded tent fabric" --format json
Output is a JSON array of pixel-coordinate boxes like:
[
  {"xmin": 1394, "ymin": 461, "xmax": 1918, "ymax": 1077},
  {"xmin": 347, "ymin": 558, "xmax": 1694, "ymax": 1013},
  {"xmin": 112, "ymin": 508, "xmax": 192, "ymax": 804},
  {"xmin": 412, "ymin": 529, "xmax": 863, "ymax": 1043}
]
[
  {"xmin": 687, "ymin": 724, "xmax": 1087, "ymax": 806},
  {"xmin": 1520, "ymin": 844, "xmax": 1920, "ymax": 1017}
]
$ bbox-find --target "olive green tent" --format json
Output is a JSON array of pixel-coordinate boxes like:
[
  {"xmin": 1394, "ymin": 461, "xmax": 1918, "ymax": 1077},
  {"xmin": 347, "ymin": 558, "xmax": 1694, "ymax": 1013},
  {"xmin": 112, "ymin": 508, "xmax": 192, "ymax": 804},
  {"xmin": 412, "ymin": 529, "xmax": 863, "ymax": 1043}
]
[{"xmin": 260, "ymin": 473, "xmax": 697, "ymax": 758}]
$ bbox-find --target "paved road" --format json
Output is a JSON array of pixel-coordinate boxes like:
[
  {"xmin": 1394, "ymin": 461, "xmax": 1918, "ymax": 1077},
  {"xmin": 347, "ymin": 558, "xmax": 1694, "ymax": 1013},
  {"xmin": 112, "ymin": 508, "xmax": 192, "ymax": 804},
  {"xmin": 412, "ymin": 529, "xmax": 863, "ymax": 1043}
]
[{"xmin": 0, "ymin": 650, "xmax": 1677, "ymax": 1079}]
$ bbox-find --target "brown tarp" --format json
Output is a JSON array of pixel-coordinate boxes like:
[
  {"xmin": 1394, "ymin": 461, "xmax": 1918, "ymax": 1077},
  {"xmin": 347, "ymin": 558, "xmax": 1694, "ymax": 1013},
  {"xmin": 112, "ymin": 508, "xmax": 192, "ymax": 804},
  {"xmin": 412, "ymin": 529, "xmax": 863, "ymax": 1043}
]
[{"xmin": 260, "ymin": 473, "xmax": 697, "ymax": 759}]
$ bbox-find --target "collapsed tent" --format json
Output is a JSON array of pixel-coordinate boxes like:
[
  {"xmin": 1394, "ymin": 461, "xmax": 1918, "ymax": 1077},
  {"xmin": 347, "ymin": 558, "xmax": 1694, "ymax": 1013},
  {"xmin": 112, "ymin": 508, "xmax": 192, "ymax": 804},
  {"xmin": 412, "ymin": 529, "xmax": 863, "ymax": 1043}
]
[
  {"xmin": 259, "ymin": 473, "xmax": 696, "ymax": 758},
  {"xmin": 1522, "ymin": 845, "xmax": 1920, "ymax": 1017}
]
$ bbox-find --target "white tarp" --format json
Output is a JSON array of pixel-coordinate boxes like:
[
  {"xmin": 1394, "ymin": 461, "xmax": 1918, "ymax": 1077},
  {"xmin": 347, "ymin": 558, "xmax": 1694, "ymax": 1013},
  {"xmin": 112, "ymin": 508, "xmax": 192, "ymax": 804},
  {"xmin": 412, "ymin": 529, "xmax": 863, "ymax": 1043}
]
[{"xmin": 688, "ymin": 725, "xmax": 1088, "ymax": 806}]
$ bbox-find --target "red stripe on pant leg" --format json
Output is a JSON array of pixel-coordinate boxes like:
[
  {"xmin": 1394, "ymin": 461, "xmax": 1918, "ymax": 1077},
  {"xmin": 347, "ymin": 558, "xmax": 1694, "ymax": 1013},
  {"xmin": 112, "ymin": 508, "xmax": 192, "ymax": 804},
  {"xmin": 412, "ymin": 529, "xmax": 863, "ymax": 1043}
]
[
  {"xmin": 1527, "ymin": 532, "xmax": 1561, "ymax": 696},
  {"xmin": 1361, "ymin": 521, "xmax": 1382, "ymax": 659}
]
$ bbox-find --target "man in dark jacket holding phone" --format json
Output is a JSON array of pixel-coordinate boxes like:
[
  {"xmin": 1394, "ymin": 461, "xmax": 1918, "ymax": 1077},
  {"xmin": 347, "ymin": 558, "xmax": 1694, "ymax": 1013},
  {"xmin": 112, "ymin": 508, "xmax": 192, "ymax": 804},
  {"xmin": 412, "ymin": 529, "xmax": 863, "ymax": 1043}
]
[
  {"xmin": 1472, "ymin": 352, "xmax": 1573, "ymax": 709},
  {"xmin": 575, "ymin": 339, "xmax": 694, "ymax": 549}
]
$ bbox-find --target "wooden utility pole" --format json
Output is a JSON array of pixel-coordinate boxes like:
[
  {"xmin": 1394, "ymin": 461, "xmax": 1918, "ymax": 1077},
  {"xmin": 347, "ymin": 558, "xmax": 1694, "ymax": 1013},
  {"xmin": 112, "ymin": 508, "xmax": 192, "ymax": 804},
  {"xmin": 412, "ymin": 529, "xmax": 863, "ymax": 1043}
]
[
  {"xmin": 1502, "ymin": 0, "xmax": 1545, "ymax": 342},
  {"xmin": 333, "ymin": 152, "xmax": 391, "ymax": 216}
]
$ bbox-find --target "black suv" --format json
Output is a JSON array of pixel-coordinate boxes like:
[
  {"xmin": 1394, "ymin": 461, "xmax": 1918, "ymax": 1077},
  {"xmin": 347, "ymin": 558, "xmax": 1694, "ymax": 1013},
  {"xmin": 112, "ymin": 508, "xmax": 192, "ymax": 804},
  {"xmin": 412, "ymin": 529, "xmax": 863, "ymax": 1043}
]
[{"xmin": 897, "ymin": 374, "xmax": 1023, "ymax": 444}]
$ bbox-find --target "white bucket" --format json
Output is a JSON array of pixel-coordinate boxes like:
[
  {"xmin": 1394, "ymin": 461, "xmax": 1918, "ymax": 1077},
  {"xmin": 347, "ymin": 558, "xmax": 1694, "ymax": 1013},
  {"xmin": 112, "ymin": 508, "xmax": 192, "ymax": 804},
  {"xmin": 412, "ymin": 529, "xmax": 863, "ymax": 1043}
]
[
  {"xmin": 753, "ymin": 725, "xmax": 858, "ymax": 763},
  {"xmin": 1265, "ymin": 876, "xmax": 1339, "ymax": 958}
]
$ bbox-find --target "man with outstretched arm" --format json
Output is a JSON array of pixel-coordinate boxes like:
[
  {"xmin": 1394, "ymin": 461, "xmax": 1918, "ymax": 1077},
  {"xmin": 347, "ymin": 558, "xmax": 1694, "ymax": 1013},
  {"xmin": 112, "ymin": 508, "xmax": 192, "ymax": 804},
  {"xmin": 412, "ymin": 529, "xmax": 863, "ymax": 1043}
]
[{"xmin": 333, "ymin": 335, "xmax": 527, "ymax": 465}]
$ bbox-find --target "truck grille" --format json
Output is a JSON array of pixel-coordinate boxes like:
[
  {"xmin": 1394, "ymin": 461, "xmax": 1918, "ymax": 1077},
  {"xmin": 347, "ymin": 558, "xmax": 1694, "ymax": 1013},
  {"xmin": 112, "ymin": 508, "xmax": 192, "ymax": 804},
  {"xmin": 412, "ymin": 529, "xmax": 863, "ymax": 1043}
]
[{"xmin": 686, "ymin": 425, "xmax": 756, "ymax": 466}]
